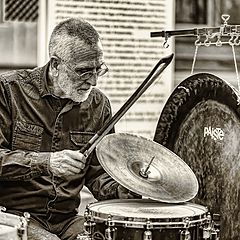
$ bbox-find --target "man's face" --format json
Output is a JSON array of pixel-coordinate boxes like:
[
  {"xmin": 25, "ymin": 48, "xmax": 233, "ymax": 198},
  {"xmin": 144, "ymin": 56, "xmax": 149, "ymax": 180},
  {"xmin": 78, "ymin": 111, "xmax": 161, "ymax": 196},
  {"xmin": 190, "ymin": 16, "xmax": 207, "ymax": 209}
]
[{"xmin": 54, "ymin": 40, "xmax": 106, "ymax": 103}]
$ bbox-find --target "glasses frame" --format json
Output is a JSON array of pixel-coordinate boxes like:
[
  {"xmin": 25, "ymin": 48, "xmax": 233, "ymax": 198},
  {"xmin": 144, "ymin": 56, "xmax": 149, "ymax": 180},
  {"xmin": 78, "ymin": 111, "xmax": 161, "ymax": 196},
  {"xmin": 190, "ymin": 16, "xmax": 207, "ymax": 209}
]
[{"xmin": 54, "ymin": 54, "xmax": 109, "ymax": 81}]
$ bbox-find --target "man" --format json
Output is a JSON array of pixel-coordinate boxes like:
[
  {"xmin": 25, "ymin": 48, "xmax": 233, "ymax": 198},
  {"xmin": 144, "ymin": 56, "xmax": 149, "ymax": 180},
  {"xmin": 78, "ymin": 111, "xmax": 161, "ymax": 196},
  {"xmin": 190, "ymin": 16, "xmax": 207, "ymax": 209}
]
[{"xmin": 0, "ymin": 18, "xmax": 138, "ymax": 240}]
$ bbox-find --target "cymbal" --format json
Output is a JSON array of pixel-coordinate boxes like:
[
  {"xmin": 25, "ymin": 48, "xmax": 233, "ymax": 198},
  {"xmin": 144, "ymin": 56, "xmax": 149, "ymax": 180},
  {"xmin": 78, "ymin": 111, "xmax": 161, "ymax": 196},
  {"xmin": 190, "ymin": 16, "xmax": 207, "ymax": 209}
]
[{"xmin": 96, "ymin": 133, "xmax": 199, "ymax": 203}]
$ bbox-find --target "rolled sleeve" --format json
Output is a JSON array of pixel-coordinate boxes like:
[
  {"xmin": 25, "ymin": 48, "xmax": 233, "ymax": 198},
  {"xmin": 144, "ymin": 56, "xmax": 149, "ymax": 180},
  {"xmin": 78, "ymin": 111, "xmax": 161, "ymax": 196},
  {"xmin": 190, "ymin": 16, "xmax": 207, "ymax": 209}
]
[
  {"xmin": 0, "ymin": 150, "xmax": 51, "ymax": 181},
  {"xmin": 30, "ymin": 152, "xmax": 51, "ymax": 176}
]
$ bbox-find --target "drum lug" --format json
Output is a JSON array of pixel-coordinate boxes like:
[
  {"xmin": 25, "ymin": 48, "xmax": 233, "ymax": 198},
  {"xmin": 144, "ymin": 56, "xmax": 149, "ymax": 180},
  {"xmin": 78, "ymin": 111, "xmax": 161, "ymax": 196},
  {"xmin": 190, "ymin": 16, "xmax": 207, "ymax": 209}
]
[
  {"xmin": 143, "ymin": 230, "xmax": 152, "ymax": 240},
  {"xmin": 0, "ymin": 206, "xmax": 6, "ymax": 212},
  {"xmin": 77, "ymin": 210, "xmax": 94, "ymax": 240},
  {"xmin": 143, "ymin": 219, "xmax": 152, "ymax": 240},
  {"xmin": 211, "ymin": 213, "xmax": 220, "ymax": 240},
  {"xmin": 180, "ymin": 229, "xmax": 191, "ymax": 240},
  {"xmin": 77, "ymin": 234, "xmax": 92, "ymax": 240},
  {"xmin": 17, "ymin": 212, "xmax": 29, "ymax": 239},
  {"xmin": 82, "ymin": 208, "xmax": 95, "ymax": 238},
  {"xmin": 105, "ymin": 215, "xmax": 116, "ymax": 240},
  {"xmin": 180, "ymin": 217, "xmax": 191, "ymax": 240},
  {"xmin": 203, "ymin": 213, "xmax": 220, "ymax": 240}
]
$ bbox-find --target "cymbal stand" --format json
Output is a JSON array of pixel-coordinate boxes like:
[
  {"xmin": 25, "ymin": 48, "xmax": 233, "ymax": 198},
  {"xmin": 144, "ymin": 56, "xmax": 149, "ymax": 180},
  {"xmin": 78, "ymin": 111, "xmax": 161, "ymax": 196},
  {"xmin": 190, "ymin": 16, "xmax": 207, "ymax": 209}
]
[
  {"xmin": 151, "ymin": 14, "xmax": 240, "ymax": 92},
  {"xmin": 139, "ymin": 156, "xmax": 155, "ymax": 178}
]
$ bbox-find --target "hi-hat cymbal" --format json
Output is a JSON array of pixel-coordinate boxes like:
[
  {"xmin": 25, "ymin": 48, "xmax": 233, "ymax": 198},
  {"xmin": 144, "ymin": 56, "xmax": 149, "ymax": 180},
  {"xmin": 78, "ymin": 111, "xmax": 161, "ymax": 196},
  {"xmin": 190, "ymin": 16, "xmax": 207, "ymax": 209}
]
[{"xmin": 96, "ymin": 133, "xmax": 199, "ymax": 203}]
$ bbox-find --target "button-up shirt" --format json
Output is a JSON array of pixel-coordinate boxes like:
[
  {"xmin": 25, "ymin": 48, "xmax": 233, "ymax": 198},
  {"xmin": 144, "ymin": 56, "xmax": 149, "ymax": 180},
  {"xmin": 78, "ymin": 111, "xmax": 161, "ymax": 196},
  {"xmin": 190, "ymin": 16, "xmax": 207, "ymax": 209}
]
[{"xmin": 0, "ymin": 63, "xmax": 118, "ymax": 216}]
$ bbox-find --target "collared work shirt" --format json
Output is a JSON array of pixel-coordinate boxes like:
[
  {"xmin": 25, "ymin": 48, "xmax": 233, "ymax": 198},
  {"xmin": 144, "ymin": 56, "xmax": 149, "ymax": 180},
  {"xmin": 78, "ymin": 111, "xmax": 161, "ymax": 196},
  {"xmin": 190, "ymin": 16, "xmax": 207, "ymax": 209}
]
[{"xmin": 0, "ymin": 63, "xmax": 118, "ymax": 215}]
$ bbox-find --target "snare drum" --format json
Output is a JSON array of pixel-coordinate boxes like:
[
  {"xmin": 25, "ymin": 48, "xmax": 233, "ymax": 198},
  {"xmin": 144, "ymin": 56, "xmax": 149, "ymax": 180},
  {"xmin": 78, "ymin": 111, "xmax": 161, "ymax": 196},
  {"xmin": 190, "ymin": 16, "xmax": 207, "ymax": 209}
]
[
  {"xmin": 82, "ymin": 199, "xmax": 216, "ymax": 240},
  {"xmin": 0, "ymin": 210, "xmax": 28, "ymax": 240}
]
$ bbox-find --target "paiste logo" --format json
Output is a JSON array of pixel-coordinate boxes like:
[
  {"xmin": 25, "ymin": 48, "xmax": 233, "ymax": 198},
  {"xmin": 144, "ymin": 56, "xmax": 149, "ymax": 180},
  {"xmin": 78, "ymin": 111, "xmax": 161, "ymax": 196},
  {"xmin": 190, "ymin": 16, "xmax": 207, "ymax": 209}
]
[{"xmin": 203, "ymin": 126, "xmax": 224, "ymax": 141}]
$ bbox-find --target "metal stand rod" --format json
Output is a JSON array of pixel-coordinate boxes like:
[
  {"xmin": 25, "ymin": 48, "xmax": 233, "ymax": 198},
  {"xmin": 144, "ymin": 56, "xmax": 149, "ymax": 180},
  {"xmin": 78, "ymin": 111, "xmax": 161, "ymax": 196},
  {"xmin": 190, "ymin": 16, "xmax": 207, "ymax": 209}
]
[{"xmin": 150, "ymin": 15, "xmax": 240, "ymax": 47}]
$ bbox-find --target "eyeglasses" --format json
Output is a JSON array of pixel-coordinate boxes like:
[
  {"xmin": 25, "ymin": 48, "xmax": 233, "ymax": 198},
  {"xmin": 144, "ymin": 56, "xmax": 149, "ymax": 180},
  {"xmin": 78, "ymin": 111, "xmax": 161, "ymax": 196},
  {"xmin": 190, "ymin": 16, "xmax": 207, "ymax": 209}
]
[{"xmin": 54, "ymin": 55, "xmax": 109, "ymax": 81}]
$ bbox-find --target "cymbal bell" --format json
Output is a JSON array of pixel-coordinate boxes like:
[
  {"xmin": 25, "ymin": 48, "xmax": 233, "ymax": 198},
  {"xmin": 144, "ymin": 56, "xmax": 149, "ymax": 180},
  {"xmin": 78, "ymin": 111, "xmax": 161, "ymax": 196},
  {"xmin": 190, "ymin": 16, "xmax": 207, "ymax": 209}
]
[{"xmin": 96, "ymin": 133, "xmax": 199, "ymax": 203}]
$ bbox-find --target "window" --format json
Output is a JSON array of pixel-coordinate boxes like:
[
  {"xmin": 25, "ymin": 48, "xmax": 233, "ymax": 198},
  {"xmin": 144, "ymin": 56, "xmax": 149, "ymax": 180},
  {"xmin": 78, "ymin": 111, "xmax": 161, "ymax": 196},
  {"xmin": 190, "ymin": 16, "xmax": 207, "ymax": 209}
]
[
  {"xmin": 176, "ymin": 0, "xmax": 240, "ymax": 26},
  {"xmin": 176, "ymin": 0, "xmax": 207, "ymax": 24},
  {"xmin": 220, "ymin": 0, "xmax": 240, "ymax": 24},
  {"xmin": 0, "ymin": 1, "xmax": 4, "ymax": 23}
]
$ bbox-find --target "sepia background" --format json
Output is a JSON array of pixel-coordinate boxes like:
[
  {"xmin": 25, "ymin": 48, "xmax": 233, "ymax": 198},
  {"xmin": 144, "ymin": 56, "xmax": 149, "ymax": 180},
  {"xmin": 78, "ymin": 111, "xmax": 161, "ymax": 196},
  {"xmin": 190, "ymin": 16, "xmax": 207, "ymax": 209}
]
[{"xmin": 0, "ymin": 0, "xmax": 240, "ymax": 213}]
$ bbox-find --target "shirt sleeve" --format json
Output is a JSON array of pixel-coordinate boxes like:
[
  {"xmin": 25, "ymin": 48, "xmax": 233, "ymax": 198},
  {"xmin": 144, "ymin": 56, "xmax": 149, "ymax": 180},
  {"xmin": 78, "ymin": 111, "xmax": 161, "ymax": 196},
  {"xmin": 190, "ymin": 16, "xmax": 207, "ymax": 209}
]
[{"xmin": 0, "ymin": 80, "xmax": 51, "ymax": 181}]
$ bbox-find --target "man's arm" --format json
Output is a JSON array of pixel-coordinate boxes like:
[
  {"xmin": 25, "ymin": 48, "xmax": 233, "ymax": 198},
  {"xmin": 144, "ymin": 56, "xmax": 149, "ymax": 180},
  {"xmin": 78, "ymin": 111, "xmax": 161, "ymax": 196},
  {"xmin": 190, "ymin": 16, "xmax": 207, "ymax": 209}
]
[{"xmin": 0, "ymin": 80, "xmax": 51, "ymax": 181}]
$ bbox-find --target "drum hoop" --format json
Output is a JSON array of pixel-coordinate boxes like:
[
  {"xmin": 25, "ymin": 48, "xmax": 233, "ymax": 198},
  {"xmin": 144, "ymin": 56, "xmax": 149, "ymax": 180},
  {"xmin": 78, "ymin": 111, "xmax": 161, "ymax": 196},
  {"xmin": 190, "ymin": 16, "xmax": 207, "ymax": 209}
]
[{"xmin": 90, "ymin": 214, "xmax": 208, "ymax": 229}]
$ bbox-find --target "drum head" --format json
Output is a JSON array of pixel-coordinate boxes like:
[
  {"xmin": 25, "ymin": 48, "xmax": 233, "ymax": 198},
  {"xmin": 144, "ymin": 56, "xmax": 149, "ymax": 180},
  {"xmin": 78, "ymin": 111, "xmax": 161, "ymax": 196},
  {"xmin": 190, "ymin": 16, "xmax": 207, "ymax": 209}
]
[
  {"xmin": 0, "ymin": 225, "xmax": 17, "ymax": 240},
  {"xmin": 154, "ymin": 73, "xmax": 240, "ymax": 239},
  {"xmin": 88, "ymin": 199, "xmax": 207, "ymax": 225},
  {"xmin": 0, "ymin": 211, "xmax": 27, "ymax": 240}
]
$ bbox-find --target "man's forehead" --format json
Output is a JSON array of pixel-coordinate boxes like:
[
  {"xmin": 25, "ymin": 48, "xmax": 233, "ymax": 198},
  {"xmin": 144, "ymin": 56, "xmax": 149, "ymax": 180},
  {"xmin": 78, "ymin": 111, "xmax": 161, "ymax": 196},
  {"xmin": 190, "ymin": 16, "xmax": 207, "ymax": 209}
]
[{"xmin": 71, "ymin": 40, "xmax": 103, "ymax": 62}]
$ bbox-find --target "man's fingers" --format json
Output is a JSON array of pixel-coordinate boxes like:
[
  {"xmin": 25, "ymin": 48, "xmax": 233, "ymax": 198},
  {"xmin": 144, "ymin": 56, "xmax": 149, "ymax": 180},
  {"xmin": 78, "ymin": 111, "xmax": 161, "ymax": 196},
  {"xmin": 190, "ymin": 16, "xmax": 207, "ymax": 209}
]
[
  {"xmin": 67, "ymin": 158, "xmax": 85, "ymax": 170},
  {"xmin": 65, "ymin": 164, "xmax": 82, "ymax": 174},
  {"xmin": 64, "ymin": 150, "xmax": 87, "ymax": 163},
  {"xmin": 50, "ymin": 150, "xmax": 87, "ymax": 177}
]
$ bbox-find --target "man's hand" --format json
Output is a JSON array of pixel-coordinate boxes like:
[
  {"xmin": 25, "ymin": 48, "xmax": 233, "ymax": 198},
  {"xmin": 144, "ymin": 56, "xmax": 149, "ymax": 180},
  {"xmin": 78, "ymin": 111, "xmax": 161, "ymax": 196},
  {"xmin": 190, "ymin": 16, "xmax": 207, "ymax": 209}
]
[
  {"xmin": 49, "ymin": 149, "xmax": 86, "ymax": 177},
  {"xmin": 117, "ymin": 184, "xmax": 142, "ymax": 199}
]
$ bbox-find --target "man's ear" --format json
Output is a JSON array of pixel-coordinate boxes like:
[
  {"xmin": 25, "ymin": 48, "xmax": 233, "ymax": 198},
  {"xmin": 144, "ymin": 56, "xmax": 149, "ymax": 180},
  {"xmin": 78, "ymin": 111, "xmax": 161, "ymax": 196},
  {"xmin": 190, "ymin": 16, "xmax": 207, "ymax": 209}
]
[
  {"xmin": 50, "ymin": 56, "xmax": 61, "ymax": 70},
  {"xmin": 50, "ymin": 56, "xmax": 60, "ymax": 76}
]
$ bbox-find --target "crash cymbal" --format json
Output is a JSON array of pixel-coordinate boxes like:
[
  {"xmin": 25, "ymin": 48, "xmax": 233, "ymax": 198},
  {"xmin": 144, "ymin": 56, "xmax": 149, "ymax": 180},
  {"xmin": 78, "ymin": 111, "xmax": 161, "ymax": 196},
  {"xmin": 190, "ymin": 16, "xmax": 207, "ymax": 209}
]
[{"xmin": 96, "ymin": 133, "xmax": 199, "ymax": 203}]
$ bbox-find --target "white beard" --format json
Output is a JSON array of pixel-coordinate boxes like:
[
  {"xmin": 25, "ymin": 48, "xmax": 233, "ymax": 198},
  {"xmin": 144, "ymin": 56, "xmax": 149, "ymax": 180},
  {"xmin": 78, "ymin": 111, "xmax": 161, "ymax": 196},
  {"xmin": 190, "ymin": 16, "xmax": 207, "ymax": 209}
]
[
  {"xmin": 58, "ymin": 80, "xmax": 92, "ymax": 103},
  {"xmin": 73, "ymin": 87, "xmax": 92, "ymax": 103}
]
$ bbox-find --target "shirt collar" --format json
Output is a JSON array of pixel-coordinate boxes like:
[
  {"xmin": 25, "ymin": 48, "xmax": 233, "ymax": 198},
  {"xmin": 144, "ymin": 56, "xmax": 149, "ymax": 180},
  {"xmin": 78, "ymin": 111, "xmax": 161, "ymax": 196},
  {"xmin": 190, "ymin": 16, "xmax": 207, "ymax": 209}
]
[{"xmin": 40, "ymin": 61, "xmax": 54, "ymax": 97}]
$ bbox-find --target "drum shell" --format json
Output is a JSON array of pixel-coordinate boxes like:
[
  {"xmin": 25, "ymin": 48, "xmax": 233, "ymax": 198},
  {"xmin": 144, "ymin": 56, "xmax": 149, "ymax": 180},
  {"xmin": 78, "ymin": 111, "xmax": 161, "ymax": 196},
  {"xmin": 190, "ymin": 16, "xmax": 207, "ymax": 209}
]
[
  {"xmin": 91, "ymin": 222, "xmax": 203, "ymax": 240},
  {"xmin": 154, "ymin": 73, "xmax": 240, "ymax": 239}
]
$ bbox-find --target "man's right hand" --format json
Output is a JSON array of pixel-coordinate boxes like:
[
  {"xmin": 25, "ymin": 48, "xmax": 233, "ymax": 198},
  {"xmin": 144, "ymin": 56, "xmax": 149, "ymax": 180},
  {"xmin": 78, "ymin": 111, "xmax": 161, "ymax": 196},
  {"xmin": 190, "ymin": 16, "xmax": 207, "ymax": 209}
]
[{"xmin": 49, "ymin": 149, "xmax": 87, "ymax": 177}]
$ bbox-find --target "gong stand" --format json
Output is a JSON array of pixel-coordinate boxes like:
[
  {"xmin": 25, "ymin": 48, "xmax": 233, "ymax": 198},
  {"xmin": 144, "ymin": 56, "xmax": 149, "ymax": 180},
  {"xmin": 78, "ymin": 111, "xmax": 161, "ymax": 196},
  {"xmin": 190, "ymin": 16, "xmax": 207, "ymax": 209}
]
[{"xmin": 151, "ymin": 14, "xmax": 240, "ymax": 92}]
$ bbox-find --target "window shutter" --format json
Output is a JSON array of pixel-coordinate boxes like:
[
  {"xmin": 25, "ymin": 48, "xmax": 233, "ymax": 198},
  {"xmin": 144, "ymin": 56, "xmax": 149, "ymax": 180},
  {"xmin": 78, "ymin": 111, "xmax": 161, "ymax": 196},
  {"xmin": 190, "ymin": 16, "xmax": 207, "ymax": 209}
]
[{"xmin": 4, "ymin": 0, "xmax": 38, "ymax": 22}]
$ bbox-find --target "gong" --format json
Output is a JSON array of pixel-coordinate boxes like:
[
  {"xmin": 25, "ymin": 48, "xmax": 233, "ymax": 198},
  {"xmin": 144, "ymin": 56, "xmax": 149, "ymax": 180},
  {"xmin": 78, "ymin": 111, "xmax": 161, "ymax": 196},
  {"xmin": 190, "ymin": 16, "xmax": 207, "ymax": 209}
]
[{"xmin": 154, "ymin": 73, "xmax": 240, "ymax": 240}]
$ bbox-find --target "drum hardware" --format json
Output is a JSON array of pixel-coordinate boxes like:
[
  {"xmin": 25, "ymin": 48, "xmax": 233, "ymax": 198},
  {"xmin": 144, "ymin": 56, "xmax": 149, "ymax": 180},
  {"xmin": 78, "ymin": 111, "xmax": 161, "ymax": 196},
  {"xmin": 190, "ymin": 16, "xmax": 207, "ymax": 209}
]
[
  {"xmin": 17, "ymin": 213, "xmax": 30, "ymax": 239},
  {"xmin": 84, "ymin": 208, "xmax": 95, "ymax": 237},
  {"xmin": 18, "ymin": 217, "xmax": 27, "ymax": 239},
  {"xmin": 143, "ymin": 219, "xmax": 152, "ymax": 240},
  {"xmin": 180, "ymin": 229, "xmax": 191, "ymax": 240},
  {"xmin": 77, "ymin": 208, "xmax": 95, "ymax": 240},
  {"xmin": 83, "ymin": 199, "xmax": 213, "ymax": 240},
  {"xmin": 78, "ymin": 54, "xmax": 174, "ymax": 158},
  {"xmin": 76, "ymin": 234, "xmax": 91, "ymax": 240},
  {"xmin": 202, "ymin": 213, "xmax": 220, "ymax": 240},
  {"xmin": 180, "ymin": 217, "xmax": 191, "ymax": 240},
  {"xmin": 0, "ymin": 206, "xmax": 6, "ymax": 212},
  {"xmin": 139, "ymin": 156, "xmax": 155, "ymax": 178},
  {"xmin": 105, "ymin": 215, "xmax": 116, "ymax": 240}
]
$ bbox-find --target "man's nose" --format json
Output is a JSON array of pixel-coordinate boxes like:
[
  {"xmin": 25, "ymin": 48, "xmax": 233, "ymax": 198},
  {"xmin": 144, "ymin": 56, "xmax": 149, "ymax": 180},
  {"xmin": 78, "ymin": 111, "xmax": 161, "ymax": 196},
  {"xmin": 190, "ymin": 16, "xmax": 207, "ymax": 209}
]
[{"xmin": 87, "ymin": 73, "xmax": 97, "ymax": 86}]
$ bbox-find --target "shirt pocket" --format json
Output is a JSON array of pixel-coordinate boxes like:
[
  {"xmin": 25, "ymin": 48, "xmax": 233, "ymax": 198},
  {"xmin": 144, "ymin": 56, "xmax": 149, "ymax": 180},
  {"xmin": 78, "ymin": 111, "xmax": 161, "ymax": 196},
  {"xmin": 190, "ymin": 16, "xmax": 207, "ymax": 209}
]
[
  {"xmin": 12, "ymin": 121, "xmax": 44, "ymax": 152},
  {"xmin": 70, "ymin": 131, "xmax": 95, "ymax": 150}
]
